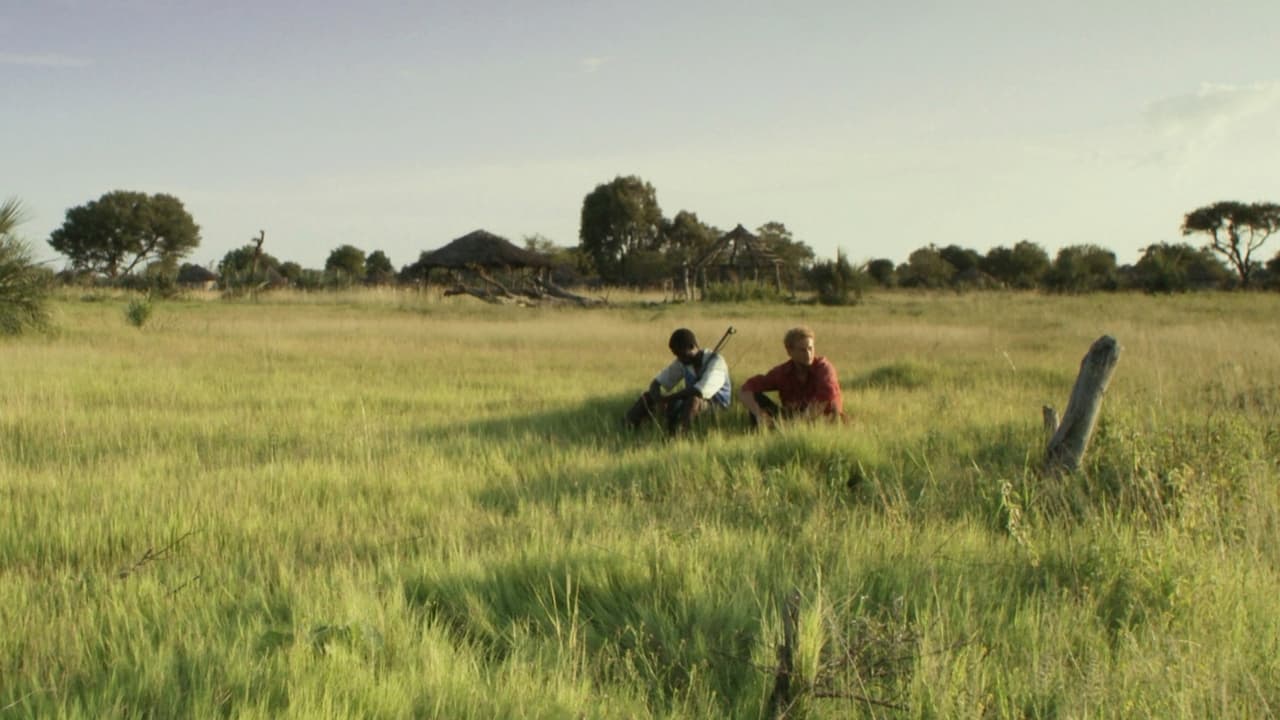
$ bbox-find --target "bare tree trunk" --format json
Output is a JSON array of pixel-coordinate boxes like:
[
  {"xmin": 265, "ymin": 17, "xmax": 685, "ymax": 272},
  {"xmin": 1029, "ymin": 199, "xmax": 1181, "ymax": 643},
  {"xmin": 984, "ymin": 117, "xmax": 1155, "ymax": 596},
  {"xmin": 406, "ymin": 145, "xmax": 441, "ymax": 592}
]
[{"xmin": 1044, "ymin": 335, "xmax": 1120, "ymax": 473}]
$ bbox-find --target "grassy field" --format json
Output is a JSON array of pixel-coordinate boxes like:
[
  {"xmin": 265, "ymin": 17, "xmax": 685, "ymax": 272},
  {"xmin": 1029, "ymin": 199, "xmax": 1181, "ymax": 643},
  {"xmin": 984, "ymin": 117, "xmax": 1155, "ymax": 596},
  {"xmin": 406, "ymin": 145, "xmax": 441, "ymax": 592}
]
[{"xmin": 2, "ymin": 289, "xmax": 1279, "ymax": 718}]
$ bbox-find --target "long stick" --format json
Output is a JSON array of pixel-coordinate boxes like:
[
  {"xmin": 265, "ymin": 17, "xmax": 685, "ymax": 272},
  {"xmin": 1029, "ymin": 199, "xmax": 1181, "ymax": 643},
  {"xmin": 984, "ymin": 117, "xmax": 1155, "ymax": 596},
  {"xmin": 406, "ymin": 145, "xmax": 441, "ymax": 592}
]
[{"xmin": 711, "ymin": 325, "xmax": 737, "ymax": 354}]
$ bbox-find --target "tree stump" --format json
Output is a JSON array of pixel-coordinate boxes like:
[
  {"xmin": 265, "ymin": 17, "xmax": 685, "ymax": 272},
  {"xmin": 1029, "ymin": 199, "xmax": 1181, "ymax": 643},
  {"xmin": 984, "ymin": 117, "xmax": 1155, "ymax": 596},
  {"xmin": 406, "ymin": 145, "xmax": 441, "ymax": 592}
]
[{"xmin": 1044, "ymin": 335, "xmax": 1120, "ymax": 473}]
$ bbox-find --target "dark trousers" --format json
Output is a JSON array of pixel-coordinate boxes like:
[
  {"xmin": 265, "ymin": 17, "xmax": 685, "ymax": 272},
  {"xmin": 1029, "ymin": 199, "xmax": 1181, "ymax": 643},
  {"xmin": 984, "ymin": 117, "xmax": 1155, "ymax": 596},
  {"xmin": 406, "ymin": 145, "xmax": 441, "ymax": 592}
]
[
  {"xmin": 624, "ymin": 393, "xmax": 709, "ymax": 435},
  {"xmin": 749, "ymin": 392, "xmax": 786, "ymax": 428}
]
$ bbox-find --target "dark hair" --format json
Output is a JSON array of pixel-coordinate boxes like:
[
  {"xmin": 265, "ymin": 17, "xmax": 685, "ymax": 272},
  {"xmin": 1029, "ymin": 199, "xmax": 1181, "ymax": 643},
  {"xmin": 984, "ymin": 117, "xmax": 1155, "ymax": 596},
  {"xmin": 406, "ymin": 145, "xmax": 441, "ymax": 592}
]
[{"xmin": 668, "ymin": 328, "xmax": 698, "ymax": 352}]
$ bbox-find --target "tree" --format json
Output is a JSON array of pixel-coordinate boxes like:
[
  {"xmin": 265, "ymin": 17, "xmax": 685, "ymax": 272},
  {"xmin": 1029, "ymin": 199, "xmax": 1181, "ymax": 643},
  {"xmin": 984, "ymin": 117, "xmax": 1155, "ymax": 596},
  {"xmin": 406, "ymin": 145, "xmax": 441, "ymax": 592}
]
[
  {"xmin": 806, "ymin": 250, "xmax": 866, "ymax": 305},
  {"xmin": 524, "ymin": 234, "xmax": 591, "ymax": 285},
  {"xmin": 578, "ymin": 175, "xmax": 663, "ymax": 282},
  {"xmin": 278, "ymin": 261, "xmax": 305, "ymax": 285},
  {"xmin": 1267, "ymin": 251, "xmax": 1280, "ymax": 290},
  {"xmin": 938, "ymin": 244, "xmax": 982, "ymax": 274},
  {"xmin": 662, "ymin": 211, "xmax": 718, "ymax": 268},
  {"xmin": 218, "ymin": 244, "xmax": 280, "ymax": 287},
  {"xmin": 0, "ymin": 198, "xmax": 52, "ymax": 334},
  {"xmin": 756, "ymin": 221, "xmax": 815, "ymax": 287},
  {"xmin": 325, "ymin": 244, "xmax": 366, "ymax": 284},
  {"xmin": 48, "ymin": 190, "xmax": 200, "ymax": 278},
  {"xmin": 1182, "ymin": 201, "xmax": 1280, "ymax": 288},
  {"xmin": 898, "ymin": 246, "xmax": 955, "ymax": 288},
  {"xmin": 365, "ymin": 250, "xmax": 395, "ymax": 285},
  {"xmin": 866, "ymin": 258, "xmax": 897, "ymax": 287},
  {"xmin": 1132, "ymin": 242, "xmax": 1231, "ymax": 293},
  {"xmin": 982, "ymin": 240, "xmax": 1050, "ymax": 288},
  {"xmin": 1043, "ymin": 245, "xmax": 1118, "ymax": 293}
]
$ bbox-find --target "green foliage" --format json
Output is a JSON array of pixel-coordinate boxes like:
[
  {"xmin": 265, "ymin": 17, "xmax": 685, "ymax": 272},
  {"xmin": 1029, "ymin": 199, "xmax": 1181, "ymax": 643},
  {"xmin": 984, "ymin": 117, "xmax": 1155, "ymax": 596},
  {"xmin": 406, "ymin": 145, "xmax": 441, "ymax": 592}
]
[
  {"xmin": 123, "ymin": 295, "xmax": 153, "ymax": 327},
  {"xmin": 806, "ymin": 250, "xmax": 866, "ymax": 305},
  {"xmin": 898, "ymin": 245, "xmax": 956, "ymax": 288},
  {"xmin": 5, "ymin": 294, "xmax": 1280, "ymax": 717},
  {"xmin": 662, "ymin": 211, "xmax": 718, "ymax": 267},
  {"xmin": 364, "ymin": 249, "xmax": 395, "ymax": 284},
  {"xmin": 1182, "ymin": 200, "xmax": 1280, "ymax": 288},
  {"xmin": 1043, "ymin": 244, "xmax": 1118, "ymax": 293},
  {"xmin": 982, "ymin": 240, "xmax": 1050, "ymax": 288},
  {"xmin": 0, "ymin": 198, "xmax": 53, "ymax": 335},
  {"xmin": 1133, "ymin": 242, "xmax": 1232, "ymax": 293},
  {"xmin": 48, "ymin": 190, "xmax": 200, "ymax": 278},
  {"xmin": 866, "ymin": 258, "xmax": 897, "ymax": 287},
  {"xmin": 325, "ymin": 244, "xmax": 366, "ymax": 285},
  {"xmin": 578, "ymin": 175, "xmax": 663, "ymax": 283},
  {"xmin": 756, "ymin": 221, "xmax": 815, "ymax": 289},
  {"xmin": 939, "ymin": 244, "xmax": 982, "ymax": 274}
]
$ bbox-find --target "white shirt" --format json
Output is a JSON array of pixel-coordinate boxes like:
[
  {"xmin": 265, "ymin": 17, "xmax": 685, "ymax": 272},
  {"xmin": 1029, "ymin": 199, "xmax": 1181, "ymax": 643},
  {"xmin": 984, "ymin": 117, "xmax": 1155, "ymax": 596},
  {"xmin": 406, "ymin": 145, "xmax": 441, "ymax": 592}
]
[{"xmin": 652, "ymin": 351, "xmax": 731, "ymax": 404}]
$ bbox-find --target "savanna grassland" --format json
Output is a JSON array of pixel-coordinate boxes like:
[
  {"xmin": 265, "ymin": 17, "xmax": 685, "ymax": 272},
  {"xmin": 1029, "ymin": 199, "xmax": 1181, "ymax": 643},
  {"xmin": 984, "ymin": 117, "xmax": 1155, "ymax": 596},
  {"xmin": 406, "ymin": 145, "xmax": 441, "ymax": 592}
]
[{"xmin": 3, "ymin": 289, "xmax": 1279, "ymax": 718}]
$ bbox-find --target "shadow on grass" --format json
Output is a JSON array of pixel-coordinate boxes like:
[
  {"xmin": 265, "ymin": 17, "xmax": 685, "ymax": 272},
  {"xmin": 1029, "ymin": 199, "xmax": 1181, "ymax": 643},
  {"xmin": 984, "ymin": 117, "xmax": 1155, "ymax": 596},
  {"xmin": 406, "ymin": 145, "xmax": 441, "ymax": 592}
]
[
  {"xmin": 453, "ymin": 391, "xmax": 752, "ymax": 451},
  {"xmin": 402, "ymin": 549, "xmax": 764, "ymax": 715}
]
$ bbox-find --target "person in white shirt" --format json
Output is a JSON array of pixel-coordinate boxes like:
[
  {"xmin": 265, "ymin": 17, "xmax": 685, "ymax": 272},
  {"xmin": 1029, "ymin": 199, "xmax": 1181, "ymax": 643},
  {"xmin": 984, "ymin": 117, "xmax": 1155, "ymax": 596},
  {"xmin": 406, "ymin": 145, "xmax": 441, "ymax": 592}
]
[{"xmin": 623, "ymin": 328, "xmax": 732, "ymax": 436}]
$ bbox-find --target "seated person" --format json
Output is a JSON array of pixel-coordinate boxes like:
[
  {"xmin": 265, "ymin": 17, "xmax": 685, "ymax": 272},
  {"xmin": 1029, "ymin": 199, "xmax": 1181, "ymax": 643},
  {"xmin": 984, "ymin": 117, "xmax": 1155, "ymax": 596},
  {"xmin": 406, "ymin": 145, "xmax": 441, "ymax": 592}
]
[
  {"xmin": 623, "ymin": 328, "xmax": 731, "ymax": 435},
  {"xmin": 739, "ymin": 326, "xmax": 843, "ymax": 428}
]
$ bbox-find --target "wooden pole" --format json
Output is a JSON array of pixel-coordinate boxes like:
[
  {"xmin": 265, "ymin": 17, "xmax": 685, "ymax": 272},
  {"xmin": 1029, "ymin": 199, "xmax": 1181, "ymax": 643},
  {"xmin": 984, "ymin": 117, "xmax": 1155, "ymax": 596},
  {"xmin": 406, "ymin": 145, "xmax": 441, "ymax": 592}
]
[{"xmin": 1044, "ymin": 335, "xmax": 1120, "ymax": 473}]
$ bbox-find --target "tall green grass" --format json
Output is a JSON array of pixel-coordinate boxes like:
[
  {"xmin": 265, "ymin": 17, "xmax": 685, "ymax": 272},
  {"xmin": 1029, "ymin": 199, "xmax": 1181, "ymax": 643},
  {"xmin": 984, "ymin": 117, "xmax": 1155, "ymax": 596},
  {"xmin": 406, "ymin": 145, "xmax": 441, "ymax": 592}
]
[{"xmin": 2, "ymin": 290, "xmax": 1278, "ymax": 717}]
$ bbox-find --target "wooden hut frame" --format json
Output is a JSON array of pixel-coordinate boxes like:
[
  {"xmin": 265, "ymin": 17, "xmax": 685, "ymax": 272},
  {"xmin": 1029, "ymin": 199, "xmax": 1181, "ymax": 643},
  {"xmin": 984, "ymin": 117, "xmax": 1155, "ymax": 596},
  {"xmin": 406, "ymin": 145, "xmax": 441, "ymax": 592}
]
[{"xmin": 689, "ymin": 224, "xmax": 784, "ymax": 300}]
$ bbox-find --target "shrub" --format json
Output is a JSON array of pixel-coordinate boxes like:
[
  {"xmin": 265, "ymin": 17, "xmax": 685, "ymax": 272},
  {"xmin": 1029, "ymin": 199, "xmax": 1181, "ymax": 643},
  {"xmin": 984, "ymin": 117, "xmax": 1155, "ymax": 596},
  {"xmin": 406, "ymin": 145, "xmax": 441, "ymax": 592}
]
[
  {"xmin": 0, "ymin": 198, "xmax": 53, "ymax": 335},
  {"xmin": 124, "ymin": 296, "xmax": 153, "ymax": 328},
  {"xmin": 806, "ymin": 250, "xmax": 866, "ymax": 305}
]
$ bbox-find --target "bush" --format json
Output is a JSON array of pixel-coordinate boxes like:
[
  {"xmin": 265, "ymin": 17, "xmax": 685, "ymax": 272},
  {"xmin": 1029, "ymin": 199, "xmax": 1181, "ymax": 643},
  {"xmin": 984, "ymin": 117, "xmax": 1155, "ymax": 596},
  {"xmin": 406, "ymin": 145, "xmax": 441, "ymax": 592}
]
[
  {"xmin": 0, "ymin": 198, "xmax": 53, "ymax": 335},
  {"xmin": 124, "ymin": 296, "xmax": 153, "ymax": 328},
  {"xmin": 806, "ymin": 250, "xmax": 866, "ymax": 305}
]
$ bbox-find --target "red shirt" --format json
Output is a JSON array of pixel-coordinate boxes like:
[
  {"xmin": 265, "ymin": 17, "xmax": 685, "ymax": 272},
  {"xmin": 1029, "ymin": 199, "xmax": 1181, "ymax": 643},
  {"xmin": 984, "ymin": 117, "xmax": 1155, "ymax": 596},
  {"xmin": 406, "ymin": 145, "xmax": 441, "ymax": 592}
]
[{"xmin": 741, "ymin": 356, "xmax": 844, "ymax": 418}]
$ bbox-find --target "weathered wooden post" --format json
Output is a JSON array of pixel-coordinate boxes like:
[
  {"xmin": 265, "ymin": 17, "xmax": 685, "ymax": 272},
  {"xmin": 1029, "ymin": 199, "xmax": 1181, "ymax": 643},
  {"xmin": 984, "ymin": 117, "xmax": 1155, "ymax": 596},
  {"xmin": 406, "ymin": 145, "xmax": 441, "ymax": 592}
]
[{"xmin": 1043, "ymin": 335, "xmax": 1120, "ymax": 473}]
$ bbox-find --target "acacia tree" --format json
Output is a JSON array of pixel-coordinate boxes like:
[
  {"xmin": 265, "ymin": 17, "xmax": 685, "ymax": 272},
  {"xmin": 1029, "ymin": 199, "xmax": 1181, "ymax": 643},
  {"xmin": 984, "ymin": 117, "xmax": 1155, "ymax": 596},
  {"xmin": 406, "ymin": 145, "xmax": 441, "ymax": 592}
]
[
  {"xmin": 1182, "ymin": 201, "xmax": 1280, "ymax": 288},
  {"xmin": 578, "ymin": 175, "xmax": 663, "ymax": 282},
  {"xmin": 48, "ymin": 190, "xmax": 200, "ymax": 278}
]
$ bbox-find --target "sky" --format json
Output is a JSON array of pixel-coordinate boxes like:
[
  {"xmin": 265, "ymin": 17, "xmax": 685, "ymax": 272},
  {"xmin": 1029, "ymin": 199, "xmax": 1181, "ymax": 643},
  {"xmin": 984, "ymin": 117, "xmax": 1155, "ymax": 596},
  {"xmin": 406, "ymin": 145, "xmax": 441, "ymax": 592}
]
[{"xmin": 4, "ymin": 0, "xmax": 1279, "ymax": 271}]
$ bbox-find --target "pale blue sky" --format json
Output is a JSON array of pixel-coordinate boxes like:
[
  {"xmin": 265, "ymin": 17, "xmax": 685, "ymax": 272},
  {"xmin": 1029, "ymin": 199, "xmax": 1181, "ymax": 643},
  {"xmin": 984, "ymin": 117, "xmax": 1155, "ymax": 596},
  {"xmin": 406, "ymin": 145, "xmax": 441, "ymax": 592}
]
[{"xmin": 4, "ymin": 0, "xmax": 1279, "ymax": 270}]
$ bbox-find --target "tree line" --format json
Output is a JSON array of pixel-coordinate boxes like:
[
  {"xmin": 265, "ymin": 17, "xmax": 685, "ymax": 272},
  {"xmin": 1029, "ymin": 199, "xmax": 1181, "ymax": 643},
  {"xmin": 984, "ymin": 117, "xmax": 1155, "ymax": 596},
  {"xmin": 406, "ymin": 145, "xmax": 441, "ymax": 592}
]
[{"xmin": 15, "ymin": 185, "xmax": 1280, "ymax": 302}]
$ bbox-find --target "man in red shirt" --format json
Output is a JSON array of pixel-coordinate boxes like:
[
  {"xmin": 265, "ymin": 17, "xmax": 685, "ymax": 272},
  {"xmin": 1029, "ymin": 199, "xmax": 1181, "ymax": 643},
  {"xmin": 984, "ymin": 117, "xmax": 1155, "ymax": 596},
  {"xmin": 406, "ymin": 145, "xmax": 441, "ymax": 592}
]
[{"xmin": 739, "ymin": 326, "xmax": 844, "ymax": 428}]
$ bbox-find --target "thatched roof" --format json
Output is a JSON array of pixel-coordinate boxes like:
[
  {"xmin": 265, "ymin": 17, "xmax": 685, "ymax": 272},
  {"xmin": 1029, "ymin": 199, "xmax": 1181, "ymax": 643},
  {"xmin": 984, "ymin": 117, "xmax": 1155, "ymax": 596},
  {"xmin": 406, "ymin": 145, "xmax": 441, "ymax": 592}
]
[
  {"xmin": 176, "ymin": 264, "xmax": 219, "ymax": 284},
  {"xmin": 693, "ymin": 224, "xmax": 781, "ymax": 270},
  {"xmin": 417, "ymin": 230, "xmax": 550, "ymax": 270}
]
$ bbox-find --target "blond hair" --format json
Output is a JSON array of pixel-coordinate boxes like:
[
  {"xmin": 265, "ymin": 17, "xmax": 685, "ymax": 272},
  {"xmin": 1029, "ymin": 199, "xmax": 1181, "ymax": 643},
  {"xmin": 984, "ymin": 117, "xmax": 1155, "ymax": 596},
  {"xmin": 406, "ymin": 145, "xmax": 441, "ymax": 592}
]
[{"xmin": 783, "ymin": 326, "xmax": 815, "ymax": 349}]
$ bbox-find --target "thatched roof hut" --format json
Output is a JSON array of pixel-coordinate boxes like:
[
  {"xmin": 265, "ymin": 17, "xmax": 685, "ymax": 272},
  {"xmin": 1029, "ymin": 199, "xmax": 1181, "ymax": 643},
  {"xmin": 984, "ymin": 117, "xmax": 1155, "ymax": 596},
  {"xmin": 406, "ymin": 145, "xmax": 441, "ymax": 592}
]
[
  {"xmin": 693, "ymin": 224, "xmax": 781, "ymax": 271},
  {"xmin": 176, "ymin": 263, "xmax": 219, "ymax": 287},
  {"xmin": 416, "ymin": 229, "xmax": 550, "ymax": 270}
]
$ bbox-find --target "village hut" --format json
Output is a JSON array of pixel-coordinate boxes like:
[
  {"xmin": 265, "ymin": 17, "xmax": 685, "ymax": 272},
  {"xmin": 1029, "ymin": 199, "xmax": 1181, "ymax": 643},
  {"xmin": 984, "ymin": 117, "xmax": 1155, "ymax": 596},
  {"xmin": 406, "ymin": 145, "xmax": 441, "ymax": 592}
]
[
  {"xmin": 416, "ymin": 229, "xmax": 551, "ymax": 273},
  {"xmin": 175, "ymin": 263, "xmax": 219, "ymax": 290},
  {"xmin": 688, "ymin": 224, "xmax": 783, "ymax": 299},
  {"xmin": 408, "ymin": 229, "xmax": 595, "ymax": 305}
]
